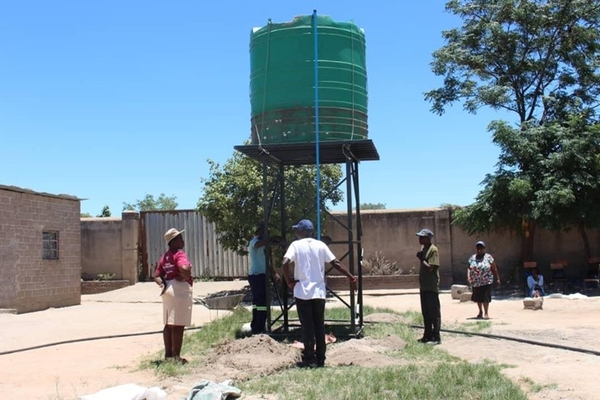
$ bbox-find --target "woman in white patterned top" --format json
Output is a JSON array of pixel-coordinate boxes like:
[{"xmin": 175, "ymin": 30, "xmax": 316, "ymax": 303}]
[{"xmin": 467, "ymin": 241, "xmax": 501, "ymax": 319}]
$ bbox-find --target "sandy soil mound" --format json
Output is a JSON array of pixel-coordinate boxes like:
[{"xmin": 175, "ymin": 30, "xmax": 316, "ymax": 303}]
[{"xmin": 198, "ymin": 335, "xmax": 301, "ymax": 381}]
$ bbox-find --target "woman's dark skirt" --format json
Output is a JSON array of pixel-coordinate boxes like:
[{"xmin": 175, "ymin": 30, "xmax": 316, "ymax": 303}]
[{"xmin": 471, "ymin": 284, "xmax": 492, "ymax": 303}]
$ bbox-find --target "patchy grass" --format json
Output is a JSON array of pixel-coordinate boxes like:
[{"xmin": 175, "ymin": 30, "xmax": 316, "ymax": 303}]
[
  {"xmin": 519, "ymin": 376, "xmax": 559, "ymax": 393},
  {"xmin": 453, "ymin": 320, "xmax": 493, "ymax": 333},
  {"xmin": 243, "ymin": 362, "xmax": 527, "ymax": 400},
  {"xmin": 139, "ymin": 307, "xmax": 250, "ymax": 376},
  {"xmin": 140, "ymin": 306, "xmax": 529, "ymax": 400}
]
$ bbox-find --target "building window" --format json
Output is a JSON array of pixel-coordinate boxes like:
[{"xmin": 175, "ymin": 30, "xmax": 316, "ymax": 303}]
[{"xmin": 42, "ymin": 231, "xmax": 59, "ymax": 260}]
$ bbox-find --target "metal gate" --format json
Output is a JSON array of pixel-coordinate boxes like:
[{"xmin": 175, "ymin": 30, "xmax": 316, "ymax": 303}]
[{"xmin": 140, "ymin": 210, "xmax": 248, "ymax": 279}]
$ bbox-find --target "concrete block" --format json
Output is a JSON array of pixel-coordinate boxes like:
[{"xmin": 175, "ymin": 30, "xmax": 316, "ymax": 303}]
[
  {"xmin": 451, "ymin": 284, "xmax": 469, "ymax": 299},
  {"xmin": 460, "ymin": 292, "xmax": 473, "ymax": 302},
  {"xmin": 523, "ymin": 297, "xmax": 543, "ymax": 310}
]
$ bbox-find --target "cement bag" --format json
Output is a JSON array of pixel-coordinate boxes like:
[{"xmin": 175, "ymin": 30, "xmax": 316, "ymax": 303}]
[{"xmin": 79, "ymin": 383, "xmax": 167, "ymax": 400}]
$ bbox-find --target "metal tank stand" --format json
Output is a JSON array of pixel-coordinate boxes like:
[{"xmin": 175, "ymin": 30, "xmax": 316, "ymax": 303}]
[{"xmin": 234, "ymin": 139, "xmax": 379, "ymax": 338}]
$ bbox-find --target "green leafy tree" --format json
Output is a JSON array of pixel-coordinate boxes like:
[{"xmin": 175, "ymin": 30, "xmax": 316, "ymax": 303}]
[
  {"xmin": 525, "ymin": 120, "xmax": 600, "ymax": 259},
  {"xmin": 97, "ymin": 205, "xmax": 111, "ymax": 217},
  {"xmin": 198, "ymin": 152, "xmax": 344, "ymax": 254},
  {"xmin": 123, "ymin": 194, "xmax": 178, "ymax": 212},
  {"xmin": 426, "ymin": 0, "xmax": 600, "ymax": 124},
  {"xmin": 360, "ymin": 202, "xmax": 386, "ymax": 210},
  {"xmin": 426, "ymin": 0, "xmax": 600, "ymax": 260},
  {"xmin": 440, "ymin": 203, "xmax": 461, "ymax": 209},
  {"xmin": 454, "ymin": 119, "xmax": 600, "ymax": 260},
  {"xmin": 80, "ymin": 212, "xmax": 93, "ymax": 218}
]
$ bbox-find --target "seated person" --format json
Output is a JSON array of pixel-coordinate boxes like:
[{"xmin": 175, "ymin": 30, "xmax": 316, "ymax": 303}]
[{"xmin": 527, "ymin": 267, "xmax": 546, "ymax": 297}]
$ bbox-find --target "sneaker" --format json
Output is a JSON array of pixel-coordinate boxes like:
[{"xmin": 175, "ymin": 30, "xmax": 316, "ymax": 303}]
[
  {"xmin": 417, "ymin": 337, "xmax": 430, "ymax": 343},
  {"xmin": 427, "ymin": 339, "xmax": 441, "ymax": 345}
]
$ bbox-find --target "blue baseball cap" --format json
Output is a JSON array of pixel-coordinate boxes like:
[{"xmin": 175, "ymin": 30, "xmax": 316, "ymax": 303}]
[
  {"xmin": 416, "ymin": 228, "xmax": 434, "ymax": 238},
  {"xmin": 292, "ymin": 219, "xmax": 314, "ymax": 231}
]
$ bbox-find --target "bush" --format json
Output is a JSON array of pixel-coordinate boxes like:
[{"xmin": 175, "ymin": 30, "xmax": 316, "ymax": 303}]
[{"xmin": 362, "ymin": 252, "xmax": 405, "ymax": 275}]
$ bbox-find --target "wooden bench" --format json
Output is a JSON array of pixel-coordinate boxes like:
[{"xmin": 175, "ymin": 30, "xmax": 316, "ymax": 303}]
[{"xmin": 550, "ymin": 261, "xmax": 568, "ymax": 293}]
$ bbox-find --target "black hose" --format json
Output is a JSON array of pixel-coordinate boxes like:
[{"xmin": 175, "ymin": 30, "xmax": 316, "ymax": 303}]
[
  {"xmin": 4, "ymin": 322, "xmax": 597, "ymax": 358},
  {"xmin": 411, "ymin": 324, "xmax": 600, "ymax": 357},
  {"xmin": 0, "ymin": 326, "xmax": 202, "ymax": 356}
]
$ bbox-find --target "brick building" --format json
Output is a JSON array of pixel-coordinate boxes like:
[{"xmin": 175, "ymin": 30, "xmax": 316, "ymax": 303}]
[{"xmin": 0, "ymin": 185, "xmax": 81, "ymax": 313}]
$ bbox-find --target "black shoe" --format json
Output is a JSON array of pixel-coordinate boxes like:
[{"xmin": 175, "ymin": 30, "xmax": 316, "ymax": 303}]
[
  {"xmin": 427, "ymin": 338, "xmax": 441, "ymax": 345},
  {"xmin": 295, "ymin": 360, "xmax": 318, "ymax": 368},
  {"xmin": 417, "ymin": 337, "xmax": 430, "ymax": 343}
]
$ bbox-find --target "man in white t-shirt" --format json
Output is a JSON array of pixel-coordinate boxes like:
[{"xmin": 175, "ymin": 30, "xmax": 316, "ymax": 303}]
[{"xmin": 281, "ymin": 219, "xmax": 357, "ymax": 368}]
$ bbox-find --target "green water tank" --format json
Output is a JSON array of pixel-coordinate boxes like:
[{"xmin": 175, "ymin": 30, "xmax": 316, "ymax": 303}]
[{"xmin": 250, "ymin": 14, "xmax": 368, "ymax": 144}]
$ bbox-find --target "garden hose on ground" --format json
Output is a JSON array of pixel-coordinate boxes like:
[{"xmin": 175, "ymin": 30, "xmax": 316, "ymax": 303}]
[
  {"xmin": 0, "ymin": 326, "xmax": 203, "ymax": 356},
  {"xmin": 410, "ymin": 324, "xmax": 600, "ymax": 357},
  {"xmin": 2, "ymin": 324, "xmax": 598, "ymax": 358}
]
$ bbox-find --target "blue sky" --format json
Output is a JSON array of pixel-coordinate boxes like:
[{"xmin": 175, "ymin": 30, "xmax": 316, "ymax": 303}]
[{"xmin": 1, "ymin": 0, "xmax": 513, "ymax": 216}]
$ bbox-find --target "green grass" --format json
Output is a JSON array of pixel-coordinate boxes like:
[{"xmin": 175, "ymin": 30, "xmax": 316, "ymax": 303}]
[
  {"xmin": 453, "ymin": 320, "xmax": 493, "ymax": 333},
  {"xmin": 519, "ymin": 376, "xmax": 558, "ymax": 393},
  {"xmin": 243, "ymin": 362, "xmax": 527, "ymax": 400},
  {"xmin": 140, "ymin": 306, "xmax": 531, "ymax": 399},
  {"xmin": 139, "ymin": 306, "xmax": 250, "ymax": 376}
]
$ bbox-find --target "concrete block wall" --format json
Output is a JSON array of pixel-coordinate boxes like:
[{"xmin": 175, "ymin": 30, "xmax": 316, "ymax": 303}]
[
  {"xmin": 325, "ymin": 209, "xmax": 454, "ymax": 285},
  {"xmin": 80, "ymin": 211, "xmax": 140, "ymax": 284},
  {"xmin": 0, "ymin": 186, "xmax": 81, "ymax": 313},
  {"xmin": 80, "ymin": 218, "xmax": 123, "ymax": 279},
  {"xmin": 326, "ymin": 208, "xmax": 600, "ymax": 288}
]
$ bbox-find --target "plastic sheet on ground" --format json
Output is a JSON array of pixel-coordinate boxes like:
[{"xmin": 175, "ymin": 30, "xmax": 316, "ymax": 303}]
[
  {"xmin": 184, "ymin": 380, "xmax": 241, "ymax": 400},
  {"xmin": 79, "ymin": 383, "xmax": 167, "ymax": 400},
  {"xmin": 546, "ymin": 293, "xmax": 589, "ymax": 300}
]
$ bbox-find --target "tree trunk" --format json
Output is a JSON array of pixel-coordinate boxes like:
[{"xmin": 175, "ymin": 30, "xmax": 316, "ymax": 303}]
[
  {"xmin": 522, "ymin": 219, "xmax": 536, "ymax": 262},
  {"xmin": 577, "ymin": 220, "xmax": 591, "ymax": 261}
]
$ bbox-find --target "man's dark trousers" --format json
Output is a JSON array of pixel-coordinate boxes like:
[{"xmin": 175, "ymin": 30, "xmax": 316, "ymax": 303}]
[
  {"xmin": 248, "ymin": 274, "xmax": 267, "ymax": 334},
  {"xmin": 420, "ymin": 291, "xmax": 441, "ymax": 341},
  {"xmin": 295, "ymin": 297, "xmax": 326, "ymax": 365}
]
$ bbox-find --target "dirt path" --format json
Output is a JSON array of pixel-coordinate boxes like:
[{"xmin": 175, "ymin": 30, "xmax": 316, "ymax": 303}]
[{"xmin": 0, "ymin": 282, "xmax": 598, "ymax": 399}]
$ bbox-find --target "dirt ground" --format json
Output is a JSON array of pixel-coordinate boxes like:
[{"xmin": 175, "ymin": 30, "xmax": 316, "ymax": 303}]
[{"xmin": 1, "ymin": 282, "xmax": 599, "ymax": 400}]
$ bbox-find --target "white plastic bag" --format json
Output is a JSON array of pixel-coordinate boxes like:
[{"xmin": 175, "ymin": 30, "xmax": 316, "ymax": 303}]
[{"xmin": 79, "ymin": 383, "xmax": 167, "ymax": 400}]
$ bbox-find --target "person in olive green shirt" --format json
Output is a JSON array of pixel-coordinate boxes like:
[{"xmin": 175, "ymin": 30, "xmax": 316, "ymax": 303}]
[{"xmin": 415, "ymin": 228, "xmax": 441, "ymax": 345}]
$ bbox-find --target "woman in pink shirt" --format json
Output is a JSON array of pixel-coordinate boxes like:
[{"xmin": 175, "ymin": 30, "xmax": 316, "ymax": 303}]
[{"xmin": 154, "ymin": 228, "xmax": 193, "ymax": 364}]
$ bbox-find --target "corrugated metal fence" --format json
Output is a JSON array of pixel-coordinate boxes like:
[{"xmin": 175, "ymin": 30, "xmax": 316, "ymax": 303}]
[{"xmin": 140, "ymin": 210, "xmax": 248, "ymax": 279}]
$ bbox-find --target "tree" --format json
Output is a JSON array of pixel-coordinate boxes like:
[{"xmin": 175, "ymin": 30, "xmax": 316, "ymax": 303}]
[
  {"xmin": 197, "ymin": 152, "xmax": 344, "ymax": 254},
  {"xmin": 454, "ymin": 119, "xmax": 600, "ymax": 259},
  {"xmin": 360, "ymin": 202, "xmax": 386, "ymax": 210},
  {"xmin": 426, "ymin": 0, "xmax": 600, "ymax": 124},
  {"xmin": 426, "ymin": 0, "xmax": 600, "ymax": 260},
  {"xmin": 80, "ymin": 212, "xmax": 93, "ymax": 218},
  {"xmin": 527, "ymin": 120, "xmax": 600, "ymax": 259},
  {"xmin": 97, "ymin": 205, "xmax": 111, "ymax": 217},
  {"xmin": 123, "ymin": 194, "xmax": 178, "ymax": 212}
]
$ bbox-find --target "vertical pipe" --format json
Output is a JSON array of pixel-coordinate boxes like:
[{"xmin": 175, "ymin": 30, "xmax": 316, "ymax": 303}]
[
  {"xmin": 353, "ymin": 160, "xmax": 363, "ymax": 328},
  {"xmin": 346, "ymin": 159, "xmax": 355, "ymax": 333},
  {"xmin": 279, "ymin": 163, "xmax": 289, "ymax": 332},
  {"xmin": 262, "ymin": 162, "xmax": 271, "ymax": 332},
  {"xmin": 312, "ymin": 9, "xmax": 321, "ymax": 240}
]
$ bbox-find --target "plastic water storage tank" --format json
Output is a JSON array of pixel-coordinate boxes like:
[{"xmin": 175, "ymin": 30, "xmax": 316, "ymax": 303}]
[{"xmin": 250, "ymin": 14, "xmax": 368, "ymax": 144}]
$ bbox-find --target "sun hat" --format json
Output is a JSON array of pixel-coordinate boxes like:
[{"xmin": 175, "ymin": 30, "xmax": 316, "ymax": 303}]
[{"xmin": 164, "ymin": 228, "xmax": 185, "ymax": 243}]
